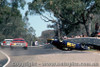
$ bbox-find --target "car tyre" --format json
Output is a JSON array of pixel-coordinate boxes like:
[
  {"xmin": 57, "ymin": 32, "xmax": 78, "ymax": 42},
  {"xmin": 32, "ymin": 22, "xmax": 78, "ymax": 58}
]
[
  {"xmin": 10, "ymin": 46, "xmax": 13, "ymax": 50},
  {"xmin": 23, "ymin": 47, "xmax": 27, "ymax": 50}
]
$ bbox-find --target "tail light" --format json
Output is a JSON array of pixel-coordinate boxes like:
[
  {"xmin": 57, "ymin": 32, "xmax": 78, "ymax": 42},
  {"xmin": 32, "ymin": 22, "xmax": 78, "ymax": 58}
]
[
  {"xmin": 98, "ymin": 33, "xmax": 100, "ymax": 35},
  {"xmin": 10, "ymin": 43, "xmax": 12, "ymax": 46},
  {"xmin": 3, "ymin": 41, "xmax": 6, "ymax": 43},
  {"xmin": 10, "ymin": 42, "xmax": 14, "ymax": 46},
  {"xmin": 3, "ymin": 41, "xmax": 6, "ymax": 45},
  {"xmin": 25, "ymin": 42, "xmax": 28, "ymax": 47}
]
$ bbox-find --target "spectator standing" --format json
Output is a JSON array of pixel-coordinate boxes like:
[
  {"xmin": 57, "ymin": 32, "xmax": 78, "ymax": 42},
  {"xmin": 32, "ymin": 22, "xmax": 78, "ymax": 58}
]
[
  {"xmin": 35, "ymin": 40, "xmax": 39, "ymax": 46},
  {"xmin": 32, "ymin": 42, "xmax": 35, "ymax": 46},
  {"xmin": 95, "ymin": 22, "xmax": 99, "ymax": 32}
]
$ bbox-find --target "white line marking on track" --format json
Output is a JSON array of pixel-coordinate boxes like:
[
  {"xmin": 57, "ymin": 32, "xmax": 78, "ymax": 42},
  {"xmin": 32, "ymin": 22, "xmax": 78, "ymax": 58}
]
[{"xmin": 0, "ymin": 50, "xmax": 10, "ymax": 67}]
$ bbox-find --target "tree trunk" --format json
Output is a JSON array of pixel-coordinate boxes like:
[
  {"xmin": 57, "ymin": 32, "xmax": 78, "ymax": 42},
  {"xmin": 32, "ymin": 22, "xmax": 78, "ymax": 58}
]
[
  {"xmin": 84, "ymin": 20, "xmax": 92, "ymax": 37},
  {"xmin": 84, "ymin": 23, "xmax": 89, "ymax": 36},
  {"xmin": 57, "ymin": 23, "xmax": 61, "ymax": 39},
  {"xmin": 88, "ymin": 22, "xmax": 92, "ymax": 36}
]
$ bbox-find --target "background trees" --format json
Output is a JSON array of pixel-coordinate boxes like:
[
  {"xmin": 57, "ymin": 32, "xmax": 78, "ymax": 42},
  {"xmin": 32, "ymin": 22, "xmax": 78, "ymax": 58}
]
[
  {"xmin": 0, "ymin": 0, "xmax": 36, "ymax": 45},
  {"xmin": 39, "ymin": 30, "xmax": 55, "ymax": 43},
  {"xmin": 0, "ymin": 0, "xmax": 100, "ymax": 44},
  {"xmin": 28, "ymin": 0, "xmax": 100, "ymax": 38}
]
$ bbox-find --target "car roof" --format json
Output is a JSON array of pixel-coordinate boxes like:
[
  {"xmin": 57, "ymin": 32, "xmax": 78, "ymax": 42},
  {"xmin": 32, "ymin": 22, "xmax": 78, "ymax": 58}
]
[{"xmin": 4, "ymin": 39, "xmax": 13, "ymax": 40}]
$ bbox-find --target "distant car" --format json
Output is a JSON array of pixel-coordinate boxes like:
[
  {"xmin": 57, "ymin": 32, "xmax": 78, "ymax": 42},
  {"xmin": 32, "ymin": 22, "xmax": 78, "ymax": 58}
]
[
  {"xmin": 96, "ymin": 32, "xmax": 100, "ymax": 37},
  {"xmin": 91, "ymin": 30, "xmax": 100, "ymax": 37},
  {"xmin": 1, "ymin": 39, "xmax": 13, "ymax": 47},
  {"xmin": 10, "ymin": 38, "xmax": 28, "ymax": 49}
]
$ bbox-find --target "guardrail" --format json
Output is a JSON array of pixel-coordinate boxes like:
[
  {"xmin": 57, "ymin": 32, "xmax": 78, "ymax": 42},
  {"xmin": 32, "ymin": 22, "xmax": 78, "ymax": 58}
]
[{"xmin": 66, "ymin": 37, "xmax": 100, "ymax": 46}]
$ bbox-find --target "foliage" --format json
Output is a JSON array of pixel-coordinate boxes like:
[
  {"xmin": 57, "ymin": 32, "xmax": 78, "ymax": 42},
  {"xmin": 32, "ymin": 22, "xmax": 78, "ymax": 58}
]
[
  {"xmin": 28, "ymin": 0, "xmax": 100, "ymax": 37},
  {"xmin": 0, "ymin": 0, "xmax": 36, "ymax": 45},
  {"xmin": 39, "ymin": 30, "xmax": 55, "ymax": 43}
]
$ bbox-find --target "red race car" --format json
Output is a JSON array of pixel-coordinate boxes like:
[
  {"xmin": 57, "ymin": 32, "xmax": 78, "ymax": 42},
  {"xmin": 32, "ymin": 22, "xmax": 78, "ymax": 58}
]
[
  {"xmin": 96, "ymin": 32, "xmax": 100, "ymax": 37},
  {"xmin": 91, "ymin": 30, "xmax": 100, "ymax": 37},
  {"xmin": 10, "ymin": 38, "xmax": 28, "ymax": 50}
]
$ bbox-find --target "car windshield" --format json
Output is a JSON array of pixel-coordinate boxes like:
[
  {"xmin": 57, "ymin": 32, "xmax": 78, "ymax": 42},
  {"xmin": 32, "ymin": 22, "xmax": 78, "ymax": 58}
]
[{"xmin": 6, "ymin": 40, "xmax": 12, "ymax": 44}]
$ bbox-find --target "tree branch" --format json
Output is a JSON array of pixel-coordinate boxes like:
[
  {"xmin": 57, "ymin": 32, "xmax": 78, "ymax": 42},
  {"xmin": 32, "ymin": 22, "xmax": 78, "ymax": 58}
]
[
  {"xmin": 40, "ymin": 14, "xmax": 57, "ymax": 23},
  {"xmin": 47, "ymin": 11, "xmax": 55, "ymax": 20}
]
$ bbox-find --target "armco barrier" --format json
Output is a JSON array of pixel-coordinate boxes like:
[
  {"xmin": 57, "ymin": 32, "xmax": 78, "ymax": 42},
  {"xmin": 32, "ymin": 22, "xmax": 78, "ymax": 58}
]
[{"xmin": 67, "ymin": 37, "xmax": 100, "ymax": 46}]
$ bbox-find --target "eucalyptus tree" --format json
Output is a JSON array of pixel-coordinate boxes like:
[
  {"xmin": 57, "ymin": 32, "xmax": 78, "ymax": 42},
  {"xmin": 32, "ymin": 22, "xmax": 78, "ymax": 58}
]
[
  {"xmin": 28, "ymin": 0, "xmax": 100, "ymax": 37},
  {"xmin": 0, "ymin": 0, "xmax": 36, "ymax": 42}
]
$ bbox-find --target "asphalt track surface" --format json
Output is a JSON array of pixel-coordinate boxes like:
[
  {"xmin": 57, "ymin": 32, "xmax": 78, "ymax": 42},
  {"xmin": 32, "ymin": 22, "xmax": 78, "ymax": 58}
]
[
  {"xmin": 0, "ymin": 51, "xmax": 8, "ymax": 67},
  {"xmin": 0, "ymin": 46, "xmax": 100, "ymax": 67}
]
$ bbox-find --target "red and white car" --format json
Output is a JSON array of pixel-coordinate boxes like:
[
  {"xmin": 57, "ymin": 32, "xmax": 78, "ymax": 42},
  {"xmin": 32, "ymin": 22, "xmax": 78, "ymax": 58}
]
[
  {"xmin": 1, "ymin": 39, "xmax": 13, "ymax": 47},
  {"xmin": 10, "ymin": 38, "xmax": 28, "ymax": 49}
]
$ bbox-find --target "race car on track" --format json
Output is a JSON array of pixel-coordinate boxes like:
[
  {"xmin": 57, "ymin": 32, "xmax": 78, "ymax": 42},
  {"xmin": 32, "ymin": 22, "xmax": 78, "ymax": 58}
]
[
  {"xmin": 10, "ymin": 38, "xmax": 28, "ymax": 50},
  {"xmin": 91, "ymin": 30, "xmax": 100, "ymax": 37},
  {"xmin": 47, "ymin": 39, "xmax": 89, "ymax": 50},
  {"xmin": 1, "ymin": 39, "xmax": 13, "ymax": 48},
  {"xmin": 47, "ymin": 37, "xmax": 100, "ymax": 51},
  {"xmin": 96, "ymin": 31, "xmax": 100, "ymax": 37}
]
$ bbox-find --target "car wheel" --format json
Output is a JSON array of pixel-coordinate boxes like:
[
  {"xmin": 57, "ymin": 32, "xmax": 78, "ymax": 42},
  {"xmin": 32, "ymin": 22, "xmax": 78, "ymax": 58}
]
[
  {"xmin": 23, "ymin": 47, "xmax": 27, "ymax": 50},
  {"xmin": 10, "ymin": 46, "xmax": 13, "ymax": 50},
  {"xmin": 1, "ymin": 45, "xmax": 4, "ymax": 49}
]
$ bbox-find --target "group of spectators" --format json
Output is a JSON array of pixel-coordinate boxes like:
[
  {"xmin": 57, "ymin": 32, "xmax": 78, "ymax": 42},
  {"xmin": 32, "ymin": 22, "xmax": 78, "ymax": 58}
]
[
  {"xmin": 62, "ymin": 22, "xmax": 100, "ymax": 40},
  {"xmin": 62, "ymin": 34, "xmax": 88, "ymax": 40}
]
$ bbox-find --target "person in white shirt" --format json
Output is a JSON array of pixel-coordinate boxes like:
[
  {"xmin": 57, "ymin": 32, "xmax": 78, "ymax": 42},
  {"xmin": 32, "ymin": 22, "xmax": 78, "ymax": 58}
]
[{"xmin": 35, "ymin": 40, "xmax": 38, "ymax": 46}]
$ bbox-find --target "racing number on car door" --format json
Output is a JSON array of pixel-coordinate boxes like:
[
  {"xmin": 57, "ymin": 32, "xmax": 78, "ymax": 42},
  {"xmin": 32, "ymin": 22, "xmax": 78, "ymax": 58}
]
[
  {"xmin": 67, "ymin": 42, "xmax": 76, "ymax": 48},
  {"xmin": 67, "ymin": 42, "xmax": 71, "ymax": 47},
  {"xmin": 71, "ymin": 43, "xmax": 76, "ymax": 48}
]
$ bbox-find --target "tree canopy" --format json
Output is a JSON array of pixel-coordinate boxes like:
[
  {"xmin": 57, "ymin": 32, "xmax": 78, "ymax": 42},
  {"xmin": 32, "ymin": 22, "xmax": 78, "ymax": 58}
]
[
  {"xmin": 28, "ymin": 0, "xmax": 100, "ymax": 37},
  {"xmin": 0, "ymin": 0, "xmax": 36, "ymax": 45}
]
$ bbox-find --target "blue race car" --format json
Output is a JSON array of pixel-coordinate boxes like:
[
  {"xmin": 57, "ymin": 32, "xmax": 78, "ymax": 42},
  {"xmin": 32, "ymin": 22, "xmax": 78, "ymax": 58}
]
[{"xmin": 48, "ymin": 39, "xmax": 89, "ymax": 50}]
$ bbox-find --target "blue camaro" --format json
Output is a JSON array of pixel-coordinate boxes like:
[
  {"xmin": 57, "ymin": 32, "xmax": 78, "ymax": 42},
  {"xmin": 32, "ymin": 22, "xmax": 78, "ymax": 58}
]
[{"xmin": 48, "ymin": 39, "xmax": 89, "ymax": 50}]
